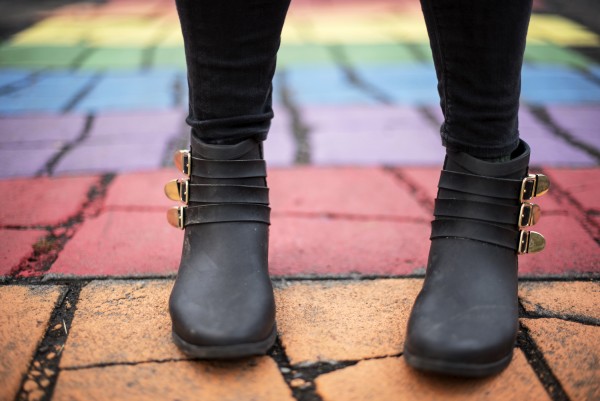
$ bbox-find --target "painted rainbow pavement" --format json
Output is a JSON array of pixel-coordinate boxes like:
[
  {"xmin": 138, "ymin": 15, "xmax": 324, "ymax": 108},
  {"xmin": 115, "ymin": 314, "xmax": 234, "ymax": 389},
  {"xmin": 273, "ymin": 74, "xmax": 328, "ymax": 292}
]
[{"xmin": 0, "ymin": 0, "xmax": 599, "ymax": 177}]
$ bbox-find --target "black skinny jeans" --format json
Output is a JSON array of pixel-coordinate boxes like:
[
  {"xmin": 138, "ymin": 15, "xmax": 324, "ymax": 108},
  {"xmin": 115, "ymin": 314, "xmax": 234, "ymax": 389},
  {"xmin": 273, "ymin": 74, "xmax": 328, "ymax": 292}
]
[{"xmin": 174, "ymin": 0, "xmax": 532, "ymax": 159}]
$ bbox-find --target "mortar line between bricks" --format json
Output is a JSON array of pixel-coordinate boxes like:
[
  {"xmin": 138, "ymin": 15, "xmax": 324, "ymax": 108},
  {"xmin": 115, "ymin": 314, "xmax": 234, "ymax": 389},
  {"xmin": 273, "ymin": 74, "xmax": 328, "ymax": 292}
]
[
  {"xmin": 278, "ymin": 69, "xmax": 312, "ymax": 165},
  {"xmin": 35, "ymin": 113, "xmax": 95, "ymax": 177},
  {"xmin": 516, "ymin": 312, "xmax": 572, "ymax": 401},
  {"xmin": 327, "ymin": 44, "xmax": 394, "ymax": 105},
  {"xmin": 269, "ymin": 337, "xmax": 325, "ymax": 401},
  {"xmin": 4, "ymin": 274, "xmax": 599, "ymax": 286},
  {"xmin": 382, "ymin": 166, "xmax": 436, "ymax": 213},
  {"xmin": 68, "ymin": 47, "xmax": 95, "ymax": 71},
  {"xmin": 9, "ymin": 173, "xmax": 116, "ymax": 278},
  {"xmin": 0, "ymin": 69, "xmax": 46, "ymax": 96},
  {"xmin": 538, "ymin": 166, "xmax": 600, "ymax": 243},
  {"xmin": 15, "ymin": 283, "xmax": 83, "ymax": 401},
  {"xmin": 60, "ymin": 72, "xmax": 103, "ymax": 114}
]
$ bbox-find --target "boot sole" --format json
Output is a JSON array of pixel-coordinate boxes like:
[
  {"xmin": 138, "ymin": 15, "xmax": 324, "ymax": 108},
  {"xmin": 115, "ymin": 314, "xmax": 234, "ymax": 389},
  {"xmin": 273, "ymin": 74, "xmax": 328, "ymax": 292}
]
[
  {"xmin": 403, "ymin": 347, "xmax": 513, "ymax": 378},
  {"xmin": 172, "ymin": 326, "xmax": 277, "ymax": 359}
]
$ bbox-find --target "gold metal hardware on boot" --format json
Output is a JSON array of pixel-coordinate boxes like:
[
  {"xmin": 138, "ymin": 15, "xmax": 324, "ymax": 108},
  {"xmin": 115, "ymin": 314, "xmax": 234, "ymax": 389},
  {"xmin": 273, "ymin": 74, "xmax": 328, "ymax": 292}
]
[
  {"xmin": 167, "ymin": 206, "xmax": 185, "ymax": 229},
  {"xmin": 518, "ymin": 202, "xmax": 541, "ymax": 228},
  {"xmin": 164, "ymin": 179, "xmax": 189, "ymax": 204},
  {"xmin": 520, "ymin": 174, "xmax": 550, "ymax": 202},
  {"xmin": 174, "ymin": 150, "xmax": 191, "ymax": 177},
  {"xmin": 518, "ymin": 230, "xmax": 545, "ymax": 254}
]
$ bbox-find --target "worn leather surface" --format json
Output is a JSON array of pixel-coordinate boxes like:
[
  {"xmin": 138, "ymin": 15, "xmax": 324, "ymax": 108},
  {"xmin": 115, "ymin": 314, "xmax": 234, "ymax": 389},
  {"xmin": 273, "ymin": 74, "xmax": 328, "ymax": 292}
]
[
  {"xmin": 405, "ymin": 140, "xmax": 531, "ymax": 368},
  {"xmin": 169, "ymin": 136, "xmax": 275, "ymax": 347}
]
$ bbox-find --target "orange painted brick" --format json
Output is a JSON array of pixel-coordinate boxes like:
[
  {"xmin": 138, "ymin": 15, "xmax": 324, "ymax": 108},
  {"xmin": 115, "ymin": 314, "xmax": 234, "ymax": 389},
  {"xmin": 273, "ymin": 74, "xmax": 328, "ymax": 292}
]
[
  {"xmin": 275, "ymin": 279, "xmax": 422, "ymax": 364},
  {"xmin": 520, "ymin": 281, "xmax": 600, "ymax": 320},
  {"xmin": 400, "ymin": 167, "xmax": 564, "ymax": 212},
  {"xmin": 523, "ymin": 318, "xmax": 600, "ymax": 401},
  {"xmin": 520, "ymin": 215, "xmax": 600, "ymax": 275},
  {"xmin": 546, "ymin": 168, "xmax": 600, "ymax": 211},
  {"xmin": 104, "ymin": 168, "xmax": 179, "ymax": 208},
  {"xmin": 0, "ymin": 176, "xmax": 98, "ymax": 226},
  {"xmin": 50, "ymin": 211, "xmax": 182, "ymax": 276},
  {"xmin": 315, "ymin": 351, "xmax": 549, "ymax": 401},
  {"xmin": 0, "ymin": 286, "xmax": 64, "ymax": 401},
  {"xmin": 269, "ymin": 167, "xmax": 429, "ymax": 218},
  {"xmin": 54, "ymin": 357, "xmax": 293, "ymax": 401},
  {"xmin": 60, "ymin": 280, "xmax": 180, "ymax": 368},
  {"xmin": 0, "ymin": 229, "xmax": 46, "ymax": 276},
  {"xmin": 270, "ymin": 217, "xmax": 429, "ymax": 276}
]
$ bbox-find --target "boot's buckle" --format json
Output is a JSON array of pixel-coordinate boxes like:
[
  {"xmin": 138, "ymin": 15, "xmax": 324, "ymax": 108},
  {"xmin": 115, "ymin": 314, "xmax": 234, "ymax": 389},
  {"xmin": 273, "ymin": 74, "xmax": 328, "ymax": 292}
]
[
  {"xmin": 174, "ymin": 150, "xmax": 191, "ymax": 177},
  {"xmin": 164, "ymin": 179, "xmax": 189, "ymax": 204},
  {"xmin": 518, "ymin": 230, "xmax": 545, "ymax": 254},
  {"xmin": 520, "ymin": 174, "xmax": 550, "ymax": 202},
  {"xmin": 167, "ymin": 206, "xmax": 185, "ymax": 229},
  {"xmin": 518, "ymin": 202, "xmax": 541, "ymax": 228}
]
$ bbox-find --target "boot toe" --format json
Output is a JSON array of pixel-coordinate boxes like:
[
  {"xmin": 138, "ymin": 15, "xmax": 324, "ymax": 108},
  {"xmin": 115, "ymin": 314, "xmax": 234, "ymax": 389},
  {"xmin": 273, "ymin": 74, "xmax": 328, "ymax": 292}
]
[{"xmin": 405, "ymin": 306, "xmax": 517, "ymax": 367}]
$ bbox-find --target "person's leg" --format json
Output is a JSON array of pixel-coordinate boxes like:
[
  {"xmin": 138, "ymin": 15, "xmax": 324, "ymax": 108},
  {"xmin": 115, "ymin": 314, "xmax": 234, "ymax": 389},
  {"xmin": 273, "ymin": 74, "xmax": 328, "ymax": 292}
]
[
  {"xmin": 165, "ymin": 0, "xmax": 290, "ymax": 358},
  {"xmin": 405, "ymin": 0, "xmax": 550, "ymax": 377},
  {"xmin": 421, "ymin": 0, "xmax": 531, "ymax": 159},
  {"xmin": 175, "ymin": 0, "xmax": 290, "ymax": 144}
]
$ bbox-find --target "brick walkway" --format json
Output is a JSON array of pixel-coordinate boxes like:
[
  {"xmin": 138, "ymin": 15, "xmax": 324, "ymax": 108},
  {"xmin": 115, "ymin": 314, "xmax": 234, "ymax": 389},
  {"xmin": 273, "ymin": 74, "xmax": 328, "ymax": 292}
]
[{"xmin": 1, "ymin": 0, "xmax": 599, "ymax": 400}]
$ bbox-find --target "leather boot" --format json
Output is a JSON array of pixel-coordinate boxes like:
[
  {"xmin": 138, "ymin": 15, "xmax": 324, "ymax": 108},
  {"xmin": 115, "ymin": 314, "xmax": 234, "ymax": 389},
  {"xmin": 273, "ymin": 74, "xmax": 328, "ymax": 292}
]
[
  {"xmin": 164, "ymin": 136, "xmax": 276, "ymax": 358},
  {"xmin": 404, "ymin": 139, "xmax": 549, "ymax": 377}
]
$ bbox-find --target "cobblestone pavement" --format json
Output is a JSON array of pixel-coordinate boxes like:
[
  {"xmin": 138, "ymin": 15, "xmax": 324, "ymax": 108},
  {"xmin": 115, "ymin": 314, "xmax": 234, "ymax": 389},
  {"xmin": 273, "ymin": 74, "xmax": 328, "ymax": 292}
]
[{"xmin": 0, "ymin": 0, "xmax": 599, "ymax": 400}]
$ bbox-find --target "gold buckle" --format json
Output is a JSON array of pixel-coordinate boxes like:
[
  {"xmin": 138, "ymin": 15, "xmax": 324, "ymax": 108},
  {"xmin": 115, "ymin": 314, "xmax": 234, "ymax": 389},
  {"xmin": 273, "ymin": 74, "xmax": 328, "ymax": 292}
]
[
  {"xmin": 518, "ymin": 202, "xmax": 541, "ymax": 228},
  {"xmin": 520, "ymin": 174, "xmax": 550, "ymax": 202},
  {"xmin": 174, "ymin": 150, "xmax": 191, "ymax": 177},
  {"xmin": 167, "ymin": 206, "xmax": 185, "ymax": 229},
  {"xmin": 164, "ymin": 179, "xmax": 189, "ymax": 204},
  {"xmin": 518, "ymin": 230, "xmax": 545, "ymax": 254}
]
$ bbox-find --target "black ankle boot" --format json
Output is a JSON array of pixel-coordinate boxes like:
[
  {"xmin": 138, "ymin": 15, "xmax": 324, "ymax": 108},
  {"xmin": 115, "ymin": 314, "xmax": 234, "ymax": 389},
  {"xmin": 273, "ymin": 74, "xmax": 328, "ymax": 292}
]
[
  {"xmin": 404, "ymin": 139, "xmax": 549, "ymax": 377},
  {"xmin": 165, "ymin": 136, "xmax": 276, "ymax": 358}
]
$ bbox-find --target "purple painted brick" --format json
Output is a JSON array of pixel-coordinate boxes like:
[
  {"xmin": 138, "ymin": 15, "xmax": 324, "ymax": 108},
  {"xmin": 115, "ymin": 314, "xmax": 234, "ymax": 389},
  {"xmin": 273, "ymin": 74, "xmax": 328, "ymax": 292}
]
[
  {"xmin": 84, "ymin": 109, "xmax": 184, "ymax": 146},
  {"xmin": 0, "ymin": 114, "xmax": 85, "ymax": 149},
  {"xmin": 519, "ymin": 108, "xmax": 595, "ymax": 166},
  {"xmin": 265, "ymin": 107, "xmax": 294, "ymax": 166},
  {"xmin": 308, "ymin": 105, "xmax": 445, "ymax": 165},
  {"xmin": 53, "ymin": 142, "xmax": 167, "ymax": 175},
  {"xmin": 546, "ymin": 105, "xmax": 600, "ymax": 150},
  {"xmin": 0, "ymin": 148, "xmax": 57, "ymax": 178}
]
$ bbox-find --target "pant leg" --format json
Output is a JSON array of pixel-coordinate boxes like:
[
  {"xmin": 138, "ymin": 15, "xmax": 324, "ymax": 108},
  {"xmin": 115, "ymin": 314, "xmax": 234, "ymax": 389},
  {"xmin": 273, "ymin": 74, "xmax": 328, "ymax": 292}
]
[
  {"xmin": 175, "ymin": 0, "xmax": 291, "ymax": 144},
  {"xmin": 420, "ymin": 0, "xmax": 533, "ymax": 159}
]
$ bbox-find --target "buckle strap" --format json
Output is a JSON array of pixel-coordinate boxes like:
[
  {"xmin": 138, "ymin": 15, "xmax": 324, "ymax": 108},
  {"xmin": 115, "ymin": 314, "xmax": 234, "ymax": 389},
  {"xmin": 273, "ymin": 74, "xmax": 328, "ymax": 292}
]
[
  {"xmin": 191, "ymin": 159, "xmax": 266, "ymax": 179},
  {"xmin": 174, "ymin": 150, "xmax": 266, "ymax": 178},
  {"xmin": 438, "ymin": 170, "xmax": 521, "ymax": 200},
  {"xmin": 439, "ymin": 171, "xmax": 550, "ymax": 201},
  {"xmin": 165, "ymin": 180, "xmax": 268, "ymax": 205},
  {"xmin": 434, "ymin": 199, "xmax": 541, "ymax": 227},
  {"xmin": 431, "ymin": 218, "xmax": 545, "ymax": 253},
  {"xmin": 167, "ymin": 204, "xmax": 270, "ymax": 229}
]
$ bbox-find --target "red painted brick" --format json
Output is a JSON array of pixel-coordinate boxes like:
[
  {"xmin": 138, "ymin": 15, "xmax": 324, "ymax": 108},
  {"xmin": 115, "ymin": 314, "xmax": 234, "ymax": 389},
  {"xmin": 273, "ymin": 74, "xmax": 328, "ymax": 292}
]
[
  {"xmin": 0, "ymin": 176, "xmax": 98, "ymax": 226},
  {"xmin": 400, "ymin": 167, "xmax": 564, "ymax": 212},
  {"xmin": 270, "ymin": 216, "xmax": 429, "ymax": 276},
  {"xmin": 546, "ymin": 168, "xmax": 600, "ymax": 211},
  {"xmin": 104, "ymin": 168, "xmax": 179, "ymax": 208},
  {"xmin": 0, "ymin": 229, "xmax": 46, "ymax": 275},
  {"xmin": 269, "ymin": 167, "xmax": 429, "ymax": 218},
  {"xmin": 50, "ymin": 211, "xmax": 182, "ymax": 276},
  {"xmin": 520, "ymin": 215, "xmax": 600, "ymax": 275}
]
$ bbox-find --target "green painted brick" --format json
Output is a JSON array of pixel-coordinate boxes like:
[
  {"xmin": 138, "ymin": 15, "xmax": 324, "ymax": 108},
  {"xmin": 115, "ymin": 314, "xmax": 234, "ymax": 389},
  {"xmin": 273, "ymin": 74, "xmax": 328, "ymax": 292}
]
[
  {"xmin": 0, "ymin": 45, "xmax": 86, "ymax": 69},
  {"xmin": 79, "ymin": 47, "xmax": 145, "ymax": 70},
  {"xmin": 153, "ymin": 46, "xmax": 186, "ymax": 69},
  {"xmin": 524, "ymin": 43, "xmax": 594, "ymax": 68}
]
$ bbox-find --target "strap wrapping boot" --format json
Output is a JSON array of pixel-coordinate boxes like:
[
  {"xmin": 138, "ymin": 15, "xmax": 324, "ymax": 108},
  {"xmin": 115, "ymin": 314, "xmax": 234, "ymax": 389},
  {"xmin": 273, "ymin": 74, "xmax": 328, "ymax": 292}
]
[
  {"xmin": 165, "ymin": 136, "xmax": 276, "ymax": 358},
  {"xmin": 404, "ymin": 139, "xmax": 549, "ymax": 377}
]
